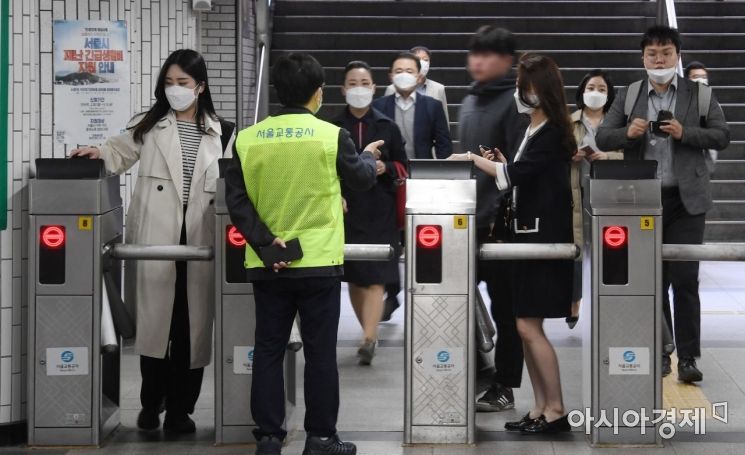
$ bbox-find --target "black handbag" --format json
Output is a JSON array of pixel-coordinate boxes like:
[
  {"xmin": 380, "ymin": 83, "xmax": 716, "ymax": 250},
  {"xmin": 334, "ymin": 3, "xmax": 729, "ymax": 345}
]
[{"xmin": 491, "ymin": 193, "xmax": 513, "ymax": 242}]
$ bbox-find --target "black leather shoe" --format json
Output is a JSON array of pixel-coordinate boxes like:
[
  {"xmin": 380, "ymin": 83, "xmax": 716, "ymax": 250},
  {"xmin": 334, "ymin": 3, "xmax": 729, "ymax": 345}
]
[
  {"xmin": 662, "ymin": 354, "xmax": 672, "ymax": 377},
  {"xmin": 565, "ymin": 316, "xmax": 579, "ymax": 330},
  {"xmin": 136, "ymin": 408, "xmax": 160, "ymax": 431},
  {"xmin": 256, "ymin": 435, "xmax": 283, "ymax": 455},
  {"xmin": 505, "ymin": 412, "xmax": 543, "ymax": 431},
  {"xmin": 521, "ymin": 415, "xmax": 571, "ymax": 434},
  {"xmin": 678, "ymin": 357, "xmax": 703, "ymax": 383},
  {"xmin": 303, "ymin": 434, "xmax": 356, "ymax": 455},
  {"xmin": 163, "ymin": 414, "xmax": 196, "ymax": 434}
]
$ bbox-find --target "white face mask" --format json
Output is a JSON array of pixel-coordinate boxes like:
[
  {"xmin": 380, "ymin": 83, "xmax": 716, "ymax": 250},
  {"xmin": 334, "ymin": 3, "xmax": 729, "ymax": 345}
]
[
  {"xmin": 583, "ymin": 90, "xmax": 608, "ymax": 111},
  {"xmin": 165, "ymin": 85, "xmax": 198, "ymax": 112},
  {"xmin": 514, "ymin": 89, "xmax": 538, "ymax": 115},
  {"xmin": 646, "ymin": 66, "xmax": 677, "ymax": 85},
  {"xmin": 345, "ymin": 86, "xmax": 374, "ymax": 109},
  {"xmin": 691, "ymin": 77, "xmax": 709, "ymax": 86},
  {"xmin": 420, "ymin": 60, "xmax": 430, "ymax": 78},
  {"xmin": 393, "ymin": 72, "xmax": 418, "ymax": 91}
]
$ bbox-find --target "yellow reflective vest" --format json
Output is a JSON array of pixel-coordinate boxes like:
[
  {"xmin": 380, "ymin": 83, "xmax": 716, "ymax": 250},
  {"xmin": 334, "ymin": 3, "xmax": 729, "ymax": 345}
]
[{"xmin": 234, "ymin": 113, "xmax": 345, "ymax": 269}]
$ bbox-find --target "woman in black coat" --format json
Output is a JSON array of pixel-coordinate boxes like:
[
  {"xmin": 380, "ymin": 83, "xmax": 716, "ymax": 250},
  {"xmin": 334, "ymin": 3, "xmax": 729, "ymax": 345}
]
[
  {"xmin": 450, "ymin": 53, "xmax": 575, "ymax": 434},
  {"xmin": 331, "ymin": 60, "xmax": 407, "ymax": 365}
]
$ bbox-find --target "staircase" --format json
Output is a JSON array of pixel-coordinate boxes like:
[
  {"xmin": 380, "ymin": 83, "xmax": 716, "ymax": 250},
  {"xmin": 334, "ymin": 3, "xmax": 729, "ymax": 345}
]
[
  {"xmin": 675, "ymin": 2, "xmax": 745, "ymax": 242},
  {"xmin": 270, "ymin": 0, "xmax": 745, "ymax": 242}
]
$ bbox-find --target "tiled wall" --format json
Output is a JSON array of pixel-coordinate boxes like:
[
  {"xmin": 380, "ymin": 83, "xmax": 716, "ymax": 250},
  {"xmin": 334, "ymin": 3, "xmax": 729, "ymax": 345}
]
[
  {"xmin": 0, "ymin": 0, "xmax": 236, "ymax": 425},
  {"xmin": 201, "ymin": 0, "xmax": 238, "ymax": 124}
]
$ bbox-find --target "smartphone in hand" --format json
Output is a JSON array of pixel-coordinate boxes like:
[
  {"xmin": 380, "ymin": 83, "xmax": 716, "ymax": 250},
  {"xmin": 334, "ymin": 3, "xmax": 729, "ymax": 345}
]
[
  {"xmin": 650, "ymin": 110, "xmax": 674, "ymax": 136},
  {"xmin": 259, "ymin": 238, "xmax": 303, "ymax": 269}
]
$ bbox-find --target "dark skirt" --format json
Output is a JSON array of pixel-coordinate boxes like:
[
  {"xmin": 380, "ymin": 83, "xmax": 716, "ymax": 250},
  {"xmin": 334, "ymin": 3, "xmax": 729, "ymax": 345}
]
[
  {"xmin": 511, "ymin": 259, "xmax": 573, "ymax": 319},
  {"xmin": 341, "ymin": 180, "xmax": 400, "ymax": 287}
]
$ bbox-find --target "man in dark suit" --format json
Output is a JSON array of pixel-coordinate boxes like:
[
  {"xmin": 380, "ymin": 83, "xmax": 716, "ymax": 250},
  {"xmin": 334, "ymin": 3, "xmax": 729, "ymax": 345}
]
[
  {"xmin": 597, "ymin": 25, "xmax": 730, "ymax": 383},
  {"xmin": 372, "ymin": 52, "xmax": 452, "ymax": 160}
]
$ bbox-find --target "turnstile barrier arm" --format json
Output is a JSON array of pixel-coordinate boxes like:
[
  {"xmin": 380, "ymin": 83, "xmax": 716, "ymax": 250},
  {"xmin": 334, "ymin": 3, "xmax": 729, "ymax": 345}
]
[
  {"xmin": 102, "ymin": 268, "xmax": 136, "ymax": 339},
  {"xmin": 344, "ymin": 244, "xmax": 394, "ymax": 261},
  {"xmin": 475, "ymin": 289, "xmax": 495, "ymax": 353},
  {"xmin": 479, "ymin": 243, "xmax": 580, "ymax": 261},
  {"xmin": 662, "ymin": 243, "xmax": 745, "ymax": 262},
  {"xmin": 105, "ymin": 243, "xmax": 214, "ymax": 261}
]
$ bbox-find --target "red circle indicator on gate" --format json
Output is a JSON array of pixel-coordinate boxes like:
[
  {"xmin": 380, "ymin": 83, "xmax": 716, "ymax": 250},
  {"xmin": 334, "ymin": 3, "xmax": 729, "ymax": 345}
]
[
  {"xmin": 603, "ymin": 226, "xmax": 627, "ymax": 249},
  {"xmin": 417, "ymin": 225, "xmax": 442, "ymax": 249},
  {"xmin": 41, "ymin": 225, "xmax": 65, "ymax": 249},
  {"xmin": 227, "ymin": 225, "xmax": 247, "ymax": 248}
]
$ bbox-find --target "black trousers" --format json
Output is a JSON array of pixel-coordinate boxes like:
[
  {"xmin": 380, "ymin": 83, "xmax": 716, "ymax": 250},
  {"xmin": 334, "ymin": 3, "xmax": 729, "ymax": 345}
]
[
  {"xmin": 140, "ymin": 215, "xmax": 204, "ymax": 417},
  {"xmin": 477, "ymin": 227, "xmax": 524, "ymax": 388},
  {"xmin": 661, "ymin": 188, "xmax": 706, "ymax": 359},
  {"xmin": 251, "ymin": 276, "xmax": 342, "ymax": 440}
]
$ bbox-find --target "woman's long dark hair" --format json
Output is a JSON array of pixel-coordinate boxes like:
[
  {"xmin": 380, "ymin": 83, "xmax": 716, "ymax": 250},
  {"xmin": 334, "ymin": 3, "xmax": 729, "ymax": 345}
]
[
  {"xmin": 517, "ymin": 53, "xmax": 577, "ymax": 157},
  {"xmin": 129, "ymin": 49, "xmax": 217, "ymax": 143},
  {"xmin": 576, "ymin": 69, "xmax": 616, "ymax": 113}
]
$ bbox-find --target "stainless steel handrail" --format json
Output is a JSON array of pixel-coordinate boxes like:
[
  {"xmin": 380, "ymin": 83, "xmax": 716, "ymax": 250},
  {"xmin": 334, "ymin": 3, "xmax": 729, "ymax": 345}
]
[
  {"xmin": 662, "ymin": 243, "xmax": 745, "ymax": 262},
  {"xmin": 105, "ymin": 244, "xmax": 214, "ymax": 261},
  {"xmin": 105, "ymin": 243, "xmax": 393, "ymax": 262},
  {"xmin": 253, "ymin": 43, "xmax": 267, "ymax": 125},
  {"xmin": 479, "ymin": 243, "xmax": 580, "ymax": 261},
  {"xmin": 344, "ymin": 244, "xmax": 395, "ymax": 261},
  {"xmin": 657, "ymin": 0, "xmax": 684, "ymax": 74},
  {"xmin": 253, "ymin": 0, "xmax": 273, "ymax": 125}
]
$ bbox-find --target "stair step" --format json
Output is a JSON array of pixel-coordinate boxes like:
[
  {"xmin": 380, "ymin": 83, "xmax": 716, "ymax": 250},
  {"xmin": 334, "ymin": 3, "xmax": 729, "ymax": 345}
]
[
  {"xmin": 283, "ymin": 84, "xmax": 745, "ymax": 107},
  {"xmin": 273, "ymin": 32, "xmax": 745, "ymax": 52},
  {"xmin": 708, "ymin": 200, "xmax": 745, "ymax": 220},
  {"xmin": 317, "ymin": 66, "xmax": 745, "ymax": 89},
  {"xmin": 271, "ymin": 49, "xmax": 745, "ymax": 70},
  {"xmin": 719, "ymin": 142, "xmax": 745, "ymax": 160},
  {"xmin": 704, "ymin": 221, "xmax": 745, "ymax": 242},
  {"xmin": 276, "ymin": 1, "xmax": 657, "ymax": 17},
  {"xmin": 274, "ymin": 16, "xmax": 655, "ymax": 34},
  {"xmin": 725, "ymin": 123, "xmax": 745, "ymax": 142},
  {"xmin": 677, "ymin": 2, "xmax": 745, "ymax": 16},
  {"xmin": 275, "ymin": 16, "xmax": 745, "ymax": 34},
  {"xmin": 711, "ymin": 180, "xmax": 745, "ymax": 200}
]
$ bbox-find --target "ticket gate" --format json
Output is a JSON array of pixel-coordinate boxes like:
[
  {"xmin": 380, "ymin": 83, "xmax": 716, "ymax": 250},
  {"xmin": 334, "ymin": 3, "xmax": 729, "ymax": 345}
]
[
  {"xmin": 404, "ymin": 160, "xmax": 476, "ymax": 445},
  {"xmin": 213, "ymin": 163, "xmax": 297, "ymax": 445},
  {"xmin": 581, "ymin": 161, "xmax": 663, "ymax": 447},
  {"xmin": 28, "ymin": 159, "xmax": 123, "ymax": 446}
]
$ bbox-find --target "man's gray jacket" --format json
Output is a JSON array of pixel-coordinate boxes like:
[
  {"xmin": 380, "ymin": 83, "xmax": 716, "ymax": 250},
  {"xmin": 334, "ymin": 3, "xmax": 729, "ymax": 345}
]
[{"xmin": 596, "ymin": 77, "xmax": 730, "ymax": 215}]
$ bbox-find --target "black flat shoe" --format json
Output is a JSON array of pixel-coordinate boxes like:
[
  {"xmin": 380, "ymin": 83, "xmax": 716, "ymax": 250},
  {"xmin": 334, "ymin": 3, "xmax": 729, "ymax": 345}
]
[
  {"xmin": 163, "ymin": 414, "xmax": 196, "ymax": 434},
  {"xmin": 137, "ymin": 408, "xmax": 160, "ymax": 431},
  {"xmin": 505, "ymin": 412, "xmax": 544, "ymax": 431},
  {"xmin": 565, "ymin": 316, "xmax": 579, "ymax": 330},
  {"xmin": 521, "ymin": 415, "xmax": 571, "ymax": 434}
]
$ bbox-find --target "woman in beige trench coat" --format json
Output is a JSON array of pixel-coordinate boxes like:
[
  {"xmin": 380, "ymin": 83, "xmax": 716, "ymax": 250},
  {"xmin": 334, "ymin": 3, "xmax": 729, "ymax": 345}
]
[{"xmin": 72, "ymin": 49, "xmax": 229, "ymax": 433}]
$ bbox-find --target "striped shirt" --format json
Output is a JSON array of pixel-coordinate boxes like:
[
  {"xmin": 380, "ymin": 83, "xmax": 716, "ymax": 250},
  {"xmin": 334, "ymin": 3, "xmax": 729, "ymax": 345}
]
[{"xmin": 177, "ymin": 120, "xmax": 203, "ymax": 203}]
